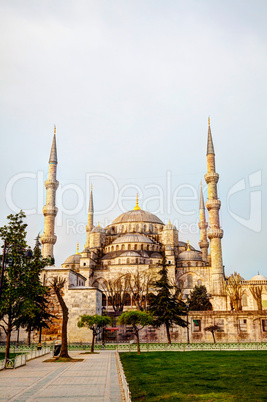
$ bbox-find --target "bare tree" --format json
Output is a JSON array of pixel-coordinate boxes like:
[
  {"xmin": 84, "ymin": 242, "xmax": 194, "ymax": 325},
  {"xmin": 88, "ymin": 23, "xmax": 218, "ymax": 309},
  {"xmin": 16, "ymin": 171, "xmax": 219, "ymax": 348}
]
[
  {"xmin": 101, "ymin": 275, "xmax": 131, "ymax": 312},
  {"xmin": 250, "ymin": 286, "xmax": 263, "ymax": 310},
  {"xmin": 127, "ymin": 269, "xmax": 156, "ymax": 311},
  {"xmin": 50, "ymin": 277, "xmax": 70, "ymax": 359},
  {"xmin": 225, "ymin": 272, "xmax": 245, "ymax": 311}
]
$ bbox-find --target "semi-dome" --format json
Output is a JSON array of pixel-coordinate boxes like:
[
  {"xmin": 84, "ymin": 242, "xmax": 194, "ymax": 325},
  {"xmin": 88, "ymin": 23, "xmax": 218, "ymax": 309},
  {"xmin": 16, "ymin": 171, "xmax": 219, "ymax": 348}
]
[
  {"xmin": 92, "ymin": 225, "xmax": 105, "ymax": 233},
  {"xmin": 151, "ymin": 252, "xmax": 162, "ymax": 258},
  {"xmin": 112, "ymin": 209, "xmax": 163, "ymax": 225},
  {"xmin": 250, "ymin": 274, "xmax": 267, "ymax": 281},
  {"xmin": 120, "ymin": 251, "xmax": 140, "ymax": 257},
  {"xmin": 178, "ymin": 250, "xmax": 202, "ymax": 261},
  {"xmin": 63, "ymin": 254, "xmax": 81, "ymax": 265},
  {"xmin": 112, "ymin": 234, "xmax": 153, "ymax": 244},
  {"xmin": 163, "ymin": 222, "xmax": 177, "ymax": 230}
]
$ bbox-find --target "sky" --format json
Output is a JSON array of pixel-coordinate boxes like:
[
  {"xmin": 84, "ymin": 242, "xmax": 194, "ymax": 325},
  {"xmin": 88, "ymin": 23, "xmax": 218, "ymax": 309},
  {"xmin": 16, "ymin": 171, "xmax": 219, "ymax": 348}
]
[{"xmin": 0, "ymin": 0, "xmax": 266, "ymax": 279}]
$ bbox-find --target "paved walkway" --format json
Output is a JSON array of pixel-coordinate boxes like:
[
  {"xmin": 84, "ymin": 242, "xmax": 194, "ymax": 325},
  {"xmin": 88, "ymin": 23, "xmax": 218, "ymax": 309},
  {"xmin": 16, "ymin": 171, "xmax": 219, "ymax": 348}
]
[{"xmin": 0, "ymin": 351, "xmax": 123, "ymax": 401}]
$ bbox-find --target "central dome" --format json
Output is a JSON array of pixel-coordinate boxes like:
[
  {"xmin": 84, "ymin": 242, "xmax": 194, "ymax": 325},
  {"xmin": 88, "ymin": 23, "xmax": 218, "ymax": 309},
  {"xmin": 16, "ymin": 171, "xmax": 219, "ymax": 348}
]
[{"xmin": 112, "ymin": 209, "xmax": 163, "ymax": 225}]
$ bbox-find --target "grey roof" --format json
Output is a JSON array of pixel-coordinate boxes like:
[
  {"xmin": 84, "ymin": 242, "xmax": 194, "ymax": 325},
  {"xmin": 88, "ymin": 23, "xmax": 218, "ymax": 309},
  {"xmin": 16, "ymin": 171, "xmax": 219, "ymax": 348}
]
[
  {"xmin": 63, "ymin": 254, "xmax": 81, "ymax": 265},
  {"xmin": 120, "ymin": 251, "xmax": 140, "ymax": 257},
  {"xmin": 112, "ymin": 209, "xmax": 163, "ymax": 225},
  {"xmin": 112, "ymin": 234, "xmax": 153, "ymax": 244},
  {"xmin": 178, "ymin": 250, "xmax": 202, "ymax": 261},
  {"xmin": 92, "ymin": 226, "xmax": 105, "ymax": 233},
  {"xmin": 250, "ymin": 274, "xmax": 267, "ymax": 281},
  {"xmin": 151, "ymin": 252, "xmax": 162, "ymax": 258},
  {"xmin": 49, "ymin": 134, "xmax": 58, "ymax": 164},
  {"xmin": 199, "ymin": 183, "xmax": 205, "ymax": 210},
  {"xmin": 207, "ymin": 125, "xmax": 215, "ymax": 155}
]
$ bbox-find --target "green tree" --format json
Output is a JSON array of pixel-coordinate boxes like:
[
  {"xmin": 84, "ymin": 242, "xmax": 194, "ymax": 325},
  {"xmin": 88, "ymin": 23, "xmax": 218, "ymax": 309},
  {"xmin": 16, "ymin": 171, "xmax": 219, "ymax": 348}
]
[
  {"xmin": 117, "ymin": 311, "xmax": 153, "ymax": 354},
  {"xmin": 0, "ymin": 212, "xmax": 49, "ymax": 361},
  {"xmin": 19, "ymin": 235, "xmax": 54, "ymax": 345},
  {"xmin": 204, "ymin": 324, "xmax": 221, "ymax": 344},
  {"xmin": 149, "ymin": 258, "xmax": 187, "ymax": 344},
  {"xmin": 187, "ymin": 285, "xmax": 213, "ymax": 311},
  {"xmin": 77, "ymin": 314, "xmax": 112, "ymax": 353}
]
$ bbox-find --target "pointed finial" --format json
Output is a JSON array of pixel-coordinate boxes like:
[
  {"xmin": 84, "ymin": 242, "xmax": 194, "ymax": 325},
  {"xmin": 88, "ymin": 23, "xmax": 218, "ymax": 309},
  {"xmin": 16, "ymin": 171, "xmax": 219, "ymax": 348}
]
[
  {"xmin": 49, "ymin": 128, "xmax": 58, "ymax": 164},
  {"xmin": 187, "ymin": 239, "xmax": 190, "ymax": 251},
  {"xmin": 169, "ymin": 219, "xmax": 171, "ymax": 224},
  {"xmin": 208, "ymin": 116, "xmax": 210, "ymax": 126},
  {"xmin": 199, "ymin": 181, "xmax": 205, "ymax": 210},
  {"xmin": 97, "ymin": 221, "xmax": 100, "ymax": 227},
  {"xmin": 76, "ymin": 242, "xmax": 79, "ymax": 254},
  {"xmin": 133, "ymin": 193, "xmax": 141, "ymax": 210},
  {"xmin": 207, "ymin": 119, "xmax": 215, "ymax": 155},
  {"xmin": 54, "ymin": 124, "xmax": 56, "ymax": 134},
  {"xmin": 91, "ymin": 184, "xmax": 93, "ymax": 190},
  {"xmin": 88, "ymin": 184, "xmax": 94, "ymax": 213}
]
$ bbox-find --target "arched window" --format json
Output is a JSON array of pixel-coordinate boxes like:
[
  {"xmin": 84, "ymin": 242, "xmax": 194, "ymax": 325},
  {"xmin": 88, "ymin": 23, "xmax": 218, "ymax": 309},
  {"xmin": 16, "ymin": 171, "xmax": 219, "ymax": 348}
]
[
  {"xmin": 116, "ymin": 245, "xmax": 119, "ymax": 250},
  {"xmin": 197, "ymin": 279, "xmax": 203, "ymax": 287},
  {"xmin": 111, "ymin": 246, "xmax": 114, "ymax": 251},
  {"xmin": 124, "ymin": 293, "xmax": 131, "ymax": 306},
  {"xmin": 128, "ymin": 244, "xmax": 131, "ymax": 250},
  {"xmin": 108, "ymin": 296, "xmax": 112, "ymax": 306},
  {"xmin": 102, "ymin": 294, "xmax": 107, "ymax": 307},
  {"xmin": 136, "ymin": 258, "xmax": 138, "ymax": 264},
  {"xmin": 134, "ymin": 244, "xmax": 137, "ymax": 250},
  {"xmin": 118, "ymin": 259, "xmax": 121, "ymax": 264},
  {"xmin": 187, "ymin": 274, "xmax": 193, "ymax": 288},
  {"xmin": 126, "ymin": 258, "xmax": 130, "ymax": 264},
  {"xmin": 144, "ymin": 224, "xmax": 147, "ymax": 232},
  {"xmin": 242, "ymin": 294, "xmax": 248, "ymax": 307},
  {"xmin": 146, "ymin": 245, "xmax": 149, "ymax": 250},
  {"xmin": 141, "ymin": 244, "xmax": 143, "ymax": 250}
]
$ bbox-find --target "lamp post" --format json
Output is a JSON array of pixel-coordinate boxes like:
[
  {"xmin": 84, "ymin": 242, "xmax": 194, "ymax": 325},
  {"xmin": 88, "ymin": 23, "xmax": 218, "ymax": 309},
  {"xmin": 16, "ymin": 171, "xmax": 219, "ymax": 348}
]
[
  {"xmin": 102, "ymin": 306, "xmax": 106, "ymax": 349},
  {"xmin": 185, "ymin": 303, "xmax": 190, "ymax": 345}
]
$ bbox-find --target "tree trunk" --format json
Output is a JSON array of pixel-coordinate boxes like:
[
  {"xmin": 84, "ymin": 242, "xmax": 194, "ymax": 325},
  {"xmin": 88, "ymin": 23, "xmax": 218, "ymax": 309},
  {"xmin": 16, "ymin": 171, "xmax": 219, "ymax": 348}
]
[
  {"xmin": 5, "ymin": 328, "xmax": 11, "ymax": 361},
  {"xmin": 165, "ymin": 322, "xmax": 171, "ymax": 345},
  {"xmin": 257, "ymin": 298, "xmax": 262, "ymax": 310},
  {"xmin": 27, "ymin": 328, "xmax": 31, "ymax": 346},
  {"xmin": 91, "ymin": 331, "xmax": 95, "ymax": 353},
  {"xmin": 212, "ymin": 331, "xmax": 216, "ymax": 344},
  {"xmin": 54, "ymin": 286, "xmax": 70, "ymax": 359},
  {"xmin": 136, "ymin": 330, "xmax": 141, "ymax": 354}
]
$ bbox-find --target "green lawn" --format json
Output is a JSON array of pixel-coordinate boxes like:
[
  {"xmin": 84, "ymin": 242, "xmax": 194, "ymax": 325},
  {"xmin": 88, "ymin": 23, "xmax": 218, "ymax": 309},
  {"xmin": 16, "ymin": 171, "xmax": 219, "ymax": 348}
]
[{"xmin": 120, "ymin": 351, "xmax": 267, "ymax": 401}]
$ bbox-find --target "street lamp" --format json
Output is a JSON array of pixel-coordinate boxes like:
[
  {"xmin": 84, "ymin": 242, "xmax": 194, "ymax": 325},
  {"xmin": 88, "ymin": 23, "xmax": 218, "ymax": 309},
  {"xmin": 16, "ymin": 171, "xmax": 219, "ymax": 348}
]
[{"xmin": 185, "ymin": 302, "xmax": 190, "ymax": 346}]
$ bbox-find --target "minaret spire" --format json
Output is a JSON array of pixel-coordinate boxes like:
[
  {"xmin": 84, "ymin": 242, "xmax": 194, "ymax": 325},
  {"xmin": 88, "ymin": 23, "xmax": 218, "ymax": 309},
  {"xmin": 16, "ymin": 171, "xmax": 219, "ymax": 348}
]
[
  {"xmin": 41, "ymin": 126, "xmax": 59, "ymax": 260},
  {"xmin": 85, "ymin": 184, "xmax": 94, "ymax": 247},
  {"xmin": 204, "ymin": 119, "xmax": 224, "ymax": 298},
  {"xmin": 198, "ymin": 182, "xmax": 209, "ymax": 262}
]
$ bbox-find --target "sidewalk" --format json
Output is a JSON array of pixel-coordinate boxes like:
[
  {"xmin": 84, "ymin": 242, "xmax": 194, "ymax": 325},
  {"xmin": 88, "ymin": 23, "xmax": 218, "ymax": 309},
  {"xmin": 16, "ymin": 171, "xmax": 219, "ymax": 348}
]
[{"xmin": 0, "ymin": 350, "xmax": 123, "ymax": 401}]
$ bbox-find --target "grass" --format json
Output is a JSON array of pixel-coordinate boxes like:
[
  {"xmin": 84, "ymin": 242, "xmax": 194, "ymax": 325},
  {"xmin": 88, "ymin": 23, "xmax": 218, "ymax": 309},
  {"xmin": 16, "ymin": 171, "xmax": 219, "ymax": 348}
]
[
  {"xmin": 0, "ymin": 353, "xmax": 17, "ymax": 360},
  {"xmin": 120, "ymin": 351, "xmax": 267, "ymax": 401}
]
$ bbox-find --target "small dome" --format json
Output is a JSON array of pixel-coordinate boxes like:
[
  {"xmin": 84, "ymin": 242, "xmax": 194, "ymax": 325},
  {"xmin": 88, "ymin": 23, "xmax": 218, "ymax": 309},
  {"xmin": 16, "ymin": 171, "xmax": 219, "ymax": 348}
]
[
  {"xmin": 250, "ymin": 274, "xmax": 267, "ymax": 281},
  {"xmin": 63, "ymin": 254, "xmax": 81, "ymax": 265},
  {"xmin": 112, "ymin": 209, "xmax": 163, "ymax": 225},
  {"xmin": 178, "ymin": 250, "xmax": 202, "ymax": 261},
  {"xmin": 112, "ymin": 234, "xmax": 153, "ymax": 244},
  {"xmin": 139, "ymin": 251, "xmax": 149, "ymax": 258},
  {"xmin": 120, "ymin": 251, "xmax": 140, "ymax": 257},
  {"xmin": 151, "ymin": 252, "xmax": 162, "ymax": 258},
  {"xmin": 163, "ymin": 223, "xmax": 177, "ymax": 230},
  {"xmin": 92, "ymin": 226, "xmax": 105, "ymax": 233}
]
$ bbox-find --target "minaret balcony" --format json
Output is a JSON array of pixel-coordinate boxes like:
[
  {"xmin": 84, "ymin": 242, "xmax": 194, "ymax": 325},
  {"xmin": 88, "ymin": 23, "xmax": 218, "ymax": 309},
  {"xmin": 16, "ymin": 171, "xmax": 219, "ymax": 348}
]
[
  {"xmin": 45, "ymin": 179, "xmax": 59, "ymax": 189},
  {"xmin": 205, "ymin": 172, "xmax": 219, "ymax": 184},
  {"xmin": 207, "ymin": 228, "xmax": 223, "ymax": 239},
  {"xmin": 43, "ymin": 205, "xmax": 58, "ymax": 216},
  {"xmin": 198, "ymin": 221, "xmax": 208, "ymax": 230},
  {"xmin": 199, "ymin": 240, "xmax": 209, "ymax": 249},
  {"xmin": 40, "ymin": 234, "xmax": 57, "ymax": 244},
  {"xmin": 206, "ymin": 199, "xmax": 221, "ymax": 211}
]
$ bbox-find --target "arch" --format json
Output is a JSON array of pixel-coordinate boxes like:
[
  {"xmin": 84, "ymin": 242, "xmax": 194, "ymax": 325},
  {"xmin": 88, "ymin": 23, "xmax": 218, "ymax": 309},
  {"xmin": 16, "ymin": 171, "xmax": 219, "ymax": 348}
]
[
  {"xmin": 242, "ymin": 293, "xmax": 248, "ymax": 307},
  {"xmin": 126, "ymin": 258, "xmax": 130, "ymax": 264},
  {"xmin": 102, "ymin": 293, "xmax": 107, "ymax": 307},
  {"xmin": 197, "ymin": 279, "xmax": 203, "ymax": 287},
  {"xmin": 127, "ymin": 244, "xmax": 131, "ymax": 250},
  {"xmin": 141, "ymin": 244, "xmax": 143, "ymax": 250},
  {"xmin": 134, "ymin": 244, "xmax": 137, "ymax": 250},
  {"xmin": 116, "ymin": 245, "xmax": 119, "ymax": 251},
  {"xmin": 136, "ymin": 258, "xmax": 138, "ymax": 264},
  {"xmin": 121, "ymin": 244, "xmax": 125, "ymax": 250},
  {"xmin": 146, "ymin": 244, "xmax": 149, "ymax": 250},
  {"xmin": 93, "ymin": 280, "xmax": 99, "ymax": 288},
  {"xmin": 124, "ymin": 293, "xmax": 131, "ymax": 306},
  {"xmin": 187, "ymin": 274, "xmax": 193, "ymax": 288},
  {"xmin": 111, "ymin": 246, "xmax": 114, "ymax": 251},
  {"xmin": 108, "ymin": 296, "xmax": 113, "ymax": 306},
  {"xmin": 144, "ymin": 224, "xmax": 147, "ymax": 232}
]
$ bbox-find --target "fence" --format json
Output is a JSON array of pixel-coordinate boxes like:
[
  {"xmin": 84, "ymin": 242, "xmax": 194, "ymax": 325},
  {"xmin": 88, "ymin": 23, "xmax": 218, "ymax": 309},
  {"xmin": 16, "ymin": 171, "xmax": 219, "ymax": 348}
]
[
  {"xmin": 115, "ymin": 348, "xmax": 131, "ymax": 402},
  {"xmin": 0, "ymin": 346, "xmax": 51, "ymax": 370}
]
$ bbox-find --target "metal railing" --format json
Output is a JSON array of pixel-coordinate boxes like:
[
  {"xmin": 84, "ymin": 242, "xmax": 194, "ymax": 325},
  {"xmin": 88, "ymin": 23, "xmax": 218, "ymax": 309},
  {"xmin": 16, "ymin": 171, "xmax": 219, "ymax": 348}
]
[
  {"xmin": 115, "ymin": 348, "xmax": 131, "ymax": 402},
  {"xmin": 0, "ymin": 346, "xmax": 51, "ymax": 370}
]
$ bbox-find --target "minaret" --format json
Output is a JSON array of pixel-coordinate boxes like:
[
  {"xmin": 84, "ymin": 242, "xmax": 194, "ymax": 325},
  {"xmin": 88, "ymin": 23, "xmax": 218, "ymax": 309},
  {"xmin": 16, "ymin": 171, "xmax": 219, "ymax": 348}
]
[
  {"xmin": 85, "ymin": 185, "xmax": 94, "ymax": 247},
  {"xmin": 204, "ymin": 118, "xmax": 224, "ymax": 295},
  {"xmin": 198, "ymin": 182, "xmax": 209, "ymax": 262},
  {"xmin": 41, "ymin": 126, "xmax": 59, "ymax": 259}
]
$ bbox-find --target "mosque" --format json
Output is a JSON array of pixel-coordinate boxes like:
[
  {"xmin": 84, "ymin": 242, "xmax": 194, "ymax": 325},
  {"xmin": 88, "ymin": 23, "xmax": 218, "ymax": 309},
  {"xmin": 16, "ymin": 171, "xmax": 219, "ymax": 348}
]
[{"xmin": 39, "ymin": 121, "xmax": 267, "ymax": 343}]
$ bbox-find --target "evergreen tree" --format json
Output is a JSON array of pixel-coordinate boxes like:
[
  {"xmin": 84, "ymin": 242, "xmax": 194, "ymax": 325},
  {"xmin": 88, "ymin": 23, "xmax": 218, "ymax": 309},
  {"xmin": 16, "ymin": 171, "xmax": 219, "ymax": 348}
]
[
  {"xmin": 187, "ymin": 285, "xmax": 213, "ymax": 311},
  {"xmin": 149, "ymin": 256, "xmax": 187, "ymax": 344},
  {"xmin": 0, "ymin": 212, "xmax": 51, "ymax": 360}
]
